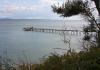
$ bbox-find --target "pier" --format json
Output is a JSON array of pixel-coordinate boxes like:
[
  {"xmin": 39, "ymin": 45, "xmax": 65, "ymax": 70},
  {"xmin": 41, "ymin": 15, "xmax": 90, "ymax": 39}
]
[{"xmin": 23, "ymin": 27, "xmax": 83, "ymax": 36}]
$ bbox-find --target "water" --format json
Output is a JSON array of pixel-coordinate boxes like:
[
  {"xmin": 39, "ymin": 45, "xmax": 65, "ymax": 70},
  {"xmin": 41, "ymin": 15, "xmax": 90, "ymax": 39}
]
[{"xmin": 0, "ymin": 19, "xmax": 88, "ymax": 63}]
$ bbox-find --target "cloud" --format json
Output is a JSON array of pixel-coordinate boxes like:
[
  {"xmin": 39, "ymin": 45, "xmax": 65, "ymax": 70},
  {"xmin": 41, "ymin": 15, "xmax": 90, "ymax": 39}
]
[
  {"xmin": 0, "ymin": 0, "xmax": 75, "ymax": 19},
  {"xmin": 1, "ymin": 4, "xmax": 40, "ymax": 14},
  {"xmin": 1, "ymin": 0, "xmax": 55, "ymax": 12}
]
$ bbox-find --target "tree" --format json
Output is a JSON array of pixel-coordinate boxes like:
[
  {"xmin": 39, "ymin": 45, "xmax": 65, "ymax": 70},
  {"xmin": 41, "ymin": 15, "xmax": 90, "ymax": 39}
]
[
  {"xmin": 52, "ymin": 0, "xmax": 99, "ymax": 28},
  {"xmin": 52, "ymin": 0, "xmax": 100, "ymax": 48}
]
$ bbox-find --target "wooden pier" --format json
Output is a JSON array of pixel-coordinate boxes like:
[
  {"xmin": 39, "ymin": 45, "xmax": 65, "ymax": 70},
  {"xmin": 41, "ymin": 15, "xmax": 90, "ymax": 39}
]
[{"xmin": 23, "ymin": 27, "xmax": 83, "ymax": 36}]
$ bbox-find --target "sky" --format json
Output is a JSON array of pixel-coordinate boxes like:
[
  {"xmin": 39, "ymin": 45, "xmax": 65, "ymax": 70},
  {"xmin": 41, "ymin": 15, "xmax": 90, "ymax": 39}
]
[{"xmin": 0, "ymin": 0, "xmax": 99, "ymax": 19}]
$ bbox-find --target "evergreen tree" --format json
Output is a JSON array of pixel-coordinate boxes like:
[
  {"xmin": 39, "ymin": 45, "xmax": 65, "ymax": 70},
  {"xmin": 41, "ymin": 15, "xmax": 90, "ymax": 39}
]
[{"xmin": 52, "ymin": 0, "xmax": 100, "ymax": 48}]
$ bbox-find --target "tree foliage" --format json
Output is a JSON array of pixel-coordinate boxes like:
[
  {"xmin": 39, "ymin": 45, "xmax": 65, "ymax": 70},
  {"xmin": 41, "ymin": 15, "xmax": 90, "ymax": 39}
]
[
  {"xmin": 52, "ymin": 0, "xmax": 100, "ymax": 30},
  {"xmin": 52, "ymin": 0, "xmax": 91, "ymax": 17},
  {"xmin": 52, "ymin": 0, "xmax": 86, "ymax": 17}
]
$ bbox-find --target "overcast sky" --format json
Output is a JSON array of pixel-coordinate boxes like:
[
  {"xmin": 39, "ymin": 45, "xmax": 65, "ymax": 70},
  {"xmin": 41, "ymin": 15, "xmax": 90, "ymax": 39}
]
[{"xmin": 0, "ymin": 0, "xmax": 99, "ymax": 19}]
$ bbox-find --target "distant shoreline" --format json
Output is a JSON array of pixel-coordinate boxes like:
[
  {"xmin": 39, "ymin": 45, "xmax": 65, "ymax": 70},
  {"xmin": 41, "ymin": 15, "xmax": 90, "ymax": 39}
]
[{"xmin": 0, "ymin": 19, "xmax": 84, "ymax": 21}]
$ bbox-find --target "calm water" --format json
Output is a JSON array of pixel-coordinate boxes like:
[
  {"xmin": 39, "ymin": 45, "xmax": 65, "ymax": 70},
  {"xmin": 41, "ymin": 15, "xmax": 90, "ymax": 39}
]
[{"xmin": 0, "ymin": 19, "xmax": 88, "ymax": 63}]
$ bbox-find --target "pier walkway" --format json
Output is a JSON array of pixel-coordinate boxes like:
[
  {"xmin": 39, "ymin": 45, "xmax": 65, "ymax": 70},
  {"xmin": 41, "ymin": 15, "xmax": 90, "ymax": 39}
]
[{"xmin": 23, "ymin": 27, "xmax": 83, "ymax": 36}]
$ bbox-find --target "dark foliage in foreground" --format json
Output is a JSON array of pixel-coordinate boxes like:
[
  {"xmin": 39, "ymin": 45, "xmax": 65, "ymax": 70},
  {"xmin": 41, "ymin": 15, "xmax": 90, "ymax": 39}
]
[{"xmin": 31, "ymin": 47, "xmax": 100, "ymax": 70}]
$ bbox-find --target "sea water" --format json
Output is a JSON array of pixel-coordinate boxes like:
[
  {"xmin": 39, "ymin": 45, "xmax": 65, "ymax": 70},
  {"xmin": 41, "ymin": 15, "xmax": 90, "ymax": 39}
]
[{"xmin": 0, "ymin": 19, "xmax": 88, "ymax": 63}]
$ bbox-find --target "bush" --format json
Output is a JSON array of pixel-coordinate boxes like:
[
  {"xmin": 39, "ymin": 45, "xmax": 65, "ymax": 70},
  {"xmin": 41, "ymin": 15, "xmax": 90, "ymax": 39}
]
[{"xmin": 30, "ymin": 47, "xmax": 100, "ymax": 70}]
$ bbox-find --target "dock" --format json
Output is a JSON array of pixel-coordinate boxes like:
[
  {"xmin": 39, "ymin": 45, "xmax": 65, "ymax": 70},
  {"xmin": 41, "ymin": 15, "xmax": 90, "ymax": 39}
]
[{"xmin": 23, "ymin": 27, "xmax": 83, "ymax": 35}]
